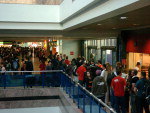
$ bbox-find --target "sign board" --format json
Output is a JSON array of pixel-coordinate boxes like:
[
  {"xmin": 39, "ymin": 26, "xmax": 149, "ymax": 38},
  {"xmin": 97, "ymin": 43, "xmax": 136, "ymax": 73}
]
[{"xmin": 70, "ymin": 51, "xmax": 74, "ymax": 55}]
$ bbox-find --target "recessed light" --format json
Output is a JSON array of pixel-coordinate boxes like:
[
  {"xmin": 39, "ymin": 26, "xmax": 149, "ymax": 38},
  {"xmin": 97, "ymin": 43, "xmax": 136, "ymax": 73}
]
[
  {"xmin": 97, "ymin": 24, "xmax": 102, "ymax": 26},
  {"xmin": 120, "ymin": 17, "xmax": 128, "ymax": 20},
  {"xmin": 82, "ymin": 28, "xmax": 87, "ymax": 29},
  {"xmin": 133, "ymin": 24, "xmax": 139, "ymax": 26}
]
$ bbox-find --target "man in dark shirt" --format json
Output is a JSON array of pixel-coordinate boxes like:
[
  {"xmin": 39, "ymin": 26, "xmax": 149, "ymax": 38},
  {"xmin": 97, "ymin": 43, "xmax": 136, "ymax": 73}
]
[
  {"xmin": 130, "ymin": 69, "xmax": 139, "ymax": 113},
  {"xmin": 134, "ymin": 72, "xmax": 150, "ymax": 113}
]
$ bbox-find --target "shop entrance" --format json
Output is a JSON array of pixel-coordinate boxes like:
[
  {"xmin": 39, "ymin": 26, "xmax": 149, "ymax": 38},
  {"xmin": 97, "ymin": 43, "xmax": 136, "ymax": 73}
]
[{"xmin": 101, "ymin": 46, "xmax": 116, "ymax": 67}]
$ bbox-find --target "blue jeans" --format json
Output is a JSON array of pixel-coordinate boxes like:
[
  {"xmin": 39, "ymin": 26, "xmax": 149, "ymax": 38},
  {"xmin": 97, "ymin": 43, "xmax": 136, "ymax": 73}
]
[
  {"xmin": 114, "ymin": 96, "xmax": 126, "ymax": 113},
  {"xmin": 130, "ymin": 93, "xmax": 137, "ymax": 113}
]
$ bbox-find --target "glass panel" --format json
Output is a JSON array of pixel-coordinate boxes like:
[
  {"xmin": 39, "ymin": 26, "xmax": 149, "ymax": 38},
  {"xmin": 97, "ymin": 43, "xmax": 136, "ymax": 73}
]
[
  {"xmin": 112, "ymin": 39, "xmax": 117, "ymax": 46},
  {"xmin": 106, "ymin": 50, "xmax": 112, "ymax": 65},
  {"xmin": 0, "ymin": 0, "xmax": 64, "ymax": 5},
  {"xmin": 84, "ymin": 95, "xmax": 91, "ymax": 113},
  {"xmin": 102, "ymin": 50, "xmax": 106, "ymax": 64},
  {"xmin": 112, "ymin": 51, "xmax": 116, "ymax": 68},
  {"xmin": 101, "ymin": 40, "xmax": 104, "ymax": 46},
  {"xmin": 92, "ymin": 101, "xmax": 99, "ymax": 113}
]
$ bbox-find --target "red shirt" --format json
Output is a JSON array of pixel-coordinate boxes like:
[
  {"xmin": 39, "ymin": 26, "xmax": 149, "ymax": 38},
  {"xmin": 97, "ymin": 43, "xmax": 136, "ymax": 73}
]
[
  {"xmin": 76, "ymin": 66, "xmax": 86, "ymax": 81},
  {"xmin": 39, "ymin": 63, "xmax": 46, "ymax": 71},
  {"xmin": 97, "ymin": 64, "xmax": 102, "ymax": 68},
  {"xmin": 111, "ymin": 76, "xmax": 126, "ymax": 97},
  {"xmin": 65, "ymin": 59, "xmax": 70, "ymax": 65}
]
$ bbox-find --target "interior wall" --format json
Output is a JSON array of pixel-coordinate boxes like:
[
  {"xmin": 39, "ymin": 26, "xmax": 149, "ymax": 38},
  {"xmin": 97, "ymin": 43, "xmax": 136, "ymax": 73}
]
[
  {"xmin": 126, "ymin": 34, "xmax": 150, "ymax": 54},
  {"xmin": 62, "ymin": 40, "xmax": 81, "ymax": 60}
]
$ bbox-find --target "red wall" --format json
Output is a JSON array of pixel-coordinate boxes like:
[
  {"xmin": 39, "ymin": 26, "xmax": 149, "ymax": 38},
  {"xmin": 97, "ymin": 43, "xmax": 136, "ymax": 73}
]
[{"xmin": 126, "ymin": 34, "xmax": 150, "ymax": 54}]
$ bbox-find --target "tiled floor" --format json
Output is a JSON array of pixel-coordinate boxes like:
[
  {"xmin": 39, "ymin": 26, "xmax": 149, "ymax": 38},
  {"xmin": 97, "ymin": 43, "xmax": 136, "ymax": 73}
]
[{"xmin": 0, "ymin": 107, "xmax": 62, "ymax": 113}]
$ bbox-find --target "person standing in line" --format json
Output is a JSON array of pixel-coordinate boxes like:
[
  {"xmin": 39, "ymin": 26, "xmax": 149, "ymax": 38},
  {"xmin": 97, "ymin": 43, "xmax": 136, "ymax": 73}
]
[
  {"xmin": 107, "ymin": 71, "xmax": 117, "ymax": 109},
  {"xmin": 101, "ymin": 64, "xmax": 108, "ymax": 81},
  {"xmin": 1, "ymin": 63, "xmax": 6, "ymax": 75},
  {"xmin": 92, "ymin": 75, "xmax": 107, "ymax": 102},
  {"xmin": 111, "ymin": 69, "xmax": 126, "ymax": 113},
  {"xmin": 39, "ymin": 60, "xmax": 46, "ymax": 75},
  {"xmin": 134, "ymin": 62, "xmax": 141, "ymax": 77},
  {"xmin": 134, "ymin": 72, "xmax": 150, "ymax": 113},
  {"xmin": 97, "ymin": 60, "xmax": 103, "ymax": 68},
  {"xmin": 76, "ymin": 62, "xmax": 86, "ymax": 85},
  {"xmin": 130, "ymin": 69, "xmax": 139, "ymax": 113},
  {"xmin": 46, "ymin": 61, "xmax": 53, "ymax": 71},
  {"xmin": 45, "ymin": 61, "xmax": 53, "ymax": 87},
  {"xmin": 101, "ymin": 64, "xmax": 109, "ymax": 104},
  {"xmin": 64, "ymin": 56, "xmax": 70, "ymax": 65}
]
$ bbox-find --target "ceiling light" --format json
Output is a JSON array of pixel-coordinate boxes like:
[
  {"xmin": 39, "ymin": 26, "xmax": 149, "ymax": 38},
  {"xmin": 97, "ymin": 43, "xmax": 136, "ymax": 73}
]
[
  {"xmin": 133, "ymin": 24, "xmax": 139, "ymax": 26},
  {"xmin": 97, "ymin": 24, "xmax": 102, "ymax": 26},
  {"xmin": 82, "ymin": 28, "xmax": 87, "ymax": 29},
  {"xmin": 120, "ymin": 17, "xmax": 128, "ymax": 20}
]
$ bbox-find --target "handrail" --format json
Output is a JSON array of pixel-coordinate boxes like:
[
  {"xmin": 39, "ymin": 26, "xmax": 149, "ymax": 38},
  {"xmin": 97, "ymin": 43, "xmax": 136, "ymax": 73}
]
[
  {"xmin": 78, "ymin": 83, "xmax": 116, "ymax": 113},
  {"xmin": 1, "ymin": 70, "xmax": 63, "ymax": 73},
  {"xmin": 62, "ymin": 72, "xmax": 116, "ymax": 113}
]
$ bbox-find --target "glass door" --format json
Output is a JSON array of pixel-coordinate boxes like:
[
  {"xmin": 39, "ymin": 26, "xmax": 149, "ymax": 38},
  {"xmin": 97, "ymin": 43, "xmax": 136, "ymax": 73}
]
[
  {"xmin": 101, "ymin": 47, "xmax": 116, "ymax": 67},
  {"xmin": 87, "ymin": 46, "xmax": 97, "ymax": 62}
]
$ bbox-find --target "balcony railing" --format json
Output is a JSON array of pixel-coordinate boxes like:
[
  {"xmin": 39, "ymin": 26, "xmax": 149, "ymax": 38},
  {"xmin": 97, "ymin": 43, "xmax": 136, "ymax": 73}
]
[
  {"xmin": 0, "ymin": 0, "xmax": 64, "ymax": 5},
  {"xmin": 0, "ymin": 70, "xmax": 116, "ymax": 113}
]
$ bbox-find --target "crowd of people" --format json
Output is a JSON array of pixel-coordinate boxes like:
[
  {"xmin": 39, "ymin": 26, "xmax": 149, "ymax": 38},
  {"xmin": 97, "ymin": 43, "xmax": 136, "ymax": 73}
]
[
  {"xmin": 75, "ymin": 61, "xmax": 150, "ymax": 113},
  {"xmin": 38, "ymin": 51, "xmax": 150, "ymax": 113},
  {"xmin": 0, "ymin": 46, "xmax": 150, "ymax": 113}
]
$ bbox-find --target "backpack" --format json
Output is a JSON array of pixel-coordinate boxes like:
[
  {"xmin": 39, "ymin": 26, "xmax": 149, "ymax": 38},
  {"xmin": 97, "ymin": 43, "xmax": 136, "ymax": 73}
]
[{"xmin": 142, "ymin": 80, "xmax": 150, "ymax": 104}]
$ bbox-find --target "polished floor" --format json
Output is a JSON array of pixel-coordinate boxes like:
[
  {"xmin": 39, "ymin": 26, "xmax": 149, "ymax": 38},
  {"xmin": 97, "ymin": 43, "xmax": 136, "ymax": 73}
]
[{"xmin": 0, "ymin": 107, "xmax": 62, "ymax": 113}]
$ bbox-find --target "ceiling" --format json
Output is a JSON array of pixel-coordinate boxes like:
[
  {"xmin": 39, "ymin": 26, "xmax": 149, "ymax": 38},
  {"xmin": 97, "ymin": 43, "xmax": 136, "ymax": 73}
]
[
  {"xmin": 77, "ymin": 5, "xmax": 150, "ymax": 31},
  {"xmin": 0, "ymin": 0, "xmax": 64, "ymax": 5},
  {"xmin": 0, "ymin": 5, "xmax": 150, "ymax": 41}
]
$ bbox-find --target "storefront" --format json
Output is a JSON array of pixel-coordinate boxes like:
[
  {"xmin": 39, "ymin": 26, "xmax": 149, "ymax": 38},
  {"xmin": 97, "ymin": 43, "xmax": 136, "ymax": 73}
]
[{"xmin": 125, "ymin": 34, "xmax": 150, "ymax": 72}]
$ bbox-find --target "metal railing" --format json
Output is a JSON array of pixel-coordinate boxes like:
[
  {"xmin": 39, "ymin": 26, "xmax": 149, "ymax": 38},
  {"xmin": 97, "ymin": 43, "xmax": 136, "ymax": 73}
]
[
  {"xmin": 60, "ymin": 72, "xmax": 116, "ymax": 113},
  {"xmin": 0, "ymin": 70, "xmax": 62, "ymax": 89},
  {"xmin": 0, "ymin": 70, "xmax": 116, "ymax": 113}
]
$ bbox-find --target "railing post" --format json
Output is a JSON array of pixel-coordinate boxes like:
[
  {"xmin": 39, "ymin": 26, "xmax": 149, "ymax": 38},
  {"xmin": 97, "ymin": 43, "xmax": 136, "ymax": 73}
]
[
  {"xmin": 60, "ymin": 72, "xmax": 62, "ymax": 87},
  {"xmin": 69, "ymin": 78, "xmax": 71, "ymax": 98},
  {"xmin": 73, "ymin": 81, "xmax": 75, "ymax": 100},
  {"xmin": 83, "ymin": 92, "xmax": 85, "ymax": 113},
  {"xmin": 23, "ymin": 74, "xmax": 26, "ymax": 89},
  {"xmin": 42, "ymin": 72, "xmax": 45, "ymax": 88},
  {"xmin": 65, "ymin": 75, "xmax": 67, "ymax": 92},
  {"xmin": 99, "ymin": 102, "xmax": 101, "ymax": 113},
  {"xmin": 90, "ymin": 96, "xmax": 93, "ymax": 113},
  {"xmin": 4, "ymin": 74, "xmax": 6, "ymax": 89},
  {"xmin": 78, "ymin": 85, "xmax": 80, "ymax": 108}
]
